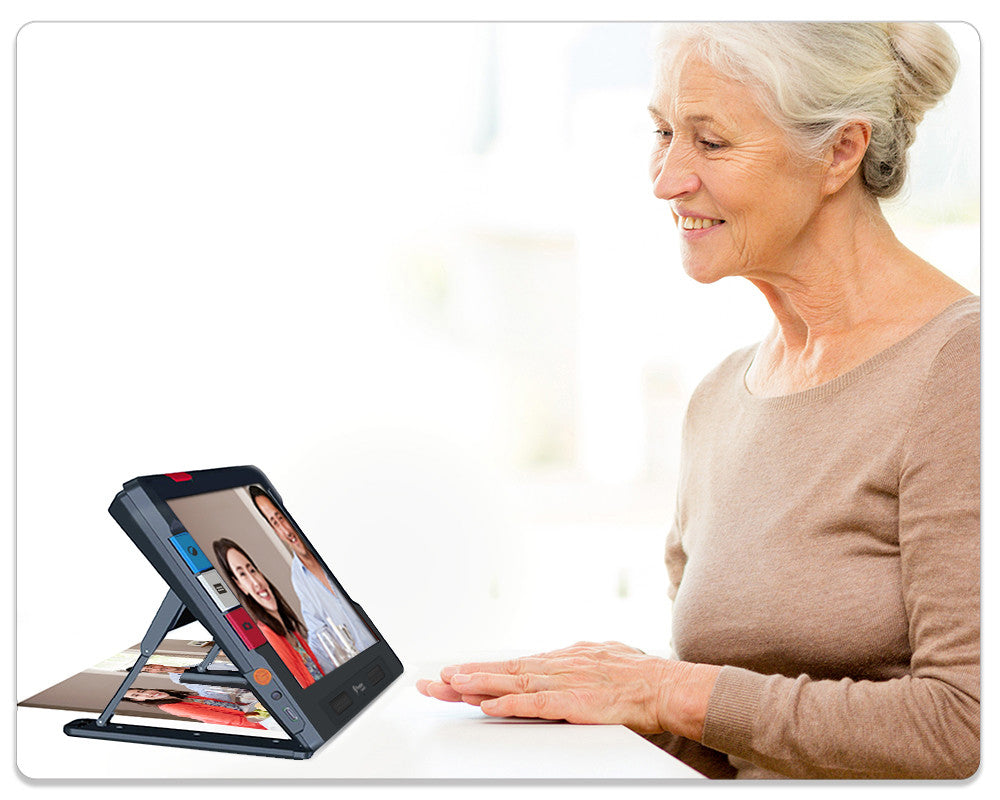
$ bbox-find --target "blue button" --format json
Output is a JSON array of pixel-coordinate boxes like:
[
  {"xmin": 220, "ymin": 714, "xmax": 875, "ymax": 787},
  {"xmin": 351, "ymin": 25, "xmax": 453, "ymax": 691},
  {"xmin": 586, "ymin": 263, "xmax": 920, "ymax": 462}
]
[{"xmin": 169, "ymin": 532, "xmax": 213, "ymax": 573}]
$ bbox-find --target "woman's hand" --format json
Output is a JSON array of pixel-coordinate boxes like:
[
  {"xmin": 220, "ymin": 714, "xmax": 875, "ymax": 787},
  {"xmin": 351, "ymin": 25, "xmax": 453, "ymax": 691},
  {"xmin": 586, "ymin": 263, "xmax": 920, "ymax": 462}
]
[{"xmin": 415, "ymin": 640, "xmax": 720, "ymax": 739}]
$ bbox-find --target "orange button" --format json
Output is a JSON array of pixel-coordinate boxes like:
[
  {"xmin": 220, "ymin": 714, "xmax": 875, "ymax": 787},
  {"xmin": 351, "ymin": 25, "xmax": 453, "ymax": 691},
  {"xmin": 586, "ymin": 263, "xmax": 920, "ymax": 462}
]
[{"xmin": 253, "ymin": 668, "xmax": 273, "ymax": 685}]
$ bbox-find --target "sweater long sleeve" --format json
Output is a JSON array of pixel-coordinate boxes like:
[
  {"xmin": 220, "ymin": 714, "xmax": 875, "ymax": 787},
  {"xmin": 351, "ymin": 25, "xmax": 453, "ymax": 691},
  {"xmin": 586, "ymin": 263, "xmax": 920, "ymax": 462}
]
[{"xmin": 663, "ymin": 296, "xmax": 980, "ymax": 779}]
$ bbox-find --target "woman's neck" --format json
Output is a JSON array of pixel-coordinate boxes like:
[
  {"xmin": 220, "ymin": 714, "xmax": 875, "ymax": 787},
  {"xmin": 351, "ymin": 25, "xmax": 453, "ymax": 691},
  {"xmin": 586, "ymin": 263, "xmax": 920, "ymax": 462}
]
[{"xmin": 745, "ymin": 195, "xmax": 969, "ymax": 396}]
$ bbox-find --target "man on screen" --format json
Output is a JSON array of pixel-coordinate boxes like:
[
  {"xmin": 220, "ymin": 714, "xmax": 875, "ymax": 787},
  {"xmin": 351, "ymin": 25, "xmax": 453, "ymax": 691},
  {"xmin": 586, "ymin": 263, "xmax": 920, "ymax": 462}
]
[{"xmin": 248, "ymin": 485, "xmax": 377, "ymax": 673}]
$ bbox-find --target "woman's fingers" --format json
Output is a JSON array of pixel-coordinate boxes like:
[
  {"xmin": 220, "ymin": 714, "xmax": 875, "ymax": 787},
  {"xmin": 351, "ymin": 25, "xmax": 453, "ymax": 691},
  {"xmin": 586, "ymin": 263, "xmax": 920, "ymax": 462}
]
[
  {"xmin": 415, "ymin": 678, "xmax": 463, "ymax": 702},
  {"xmin": 440, "ymin": 657, "xmax": 547, "ymax": 682},
  {"xmin": 424, "ymin": 664, "xmax": 564, "ymax": 708},
  {"xmin": 479, "ymin": 691, "xmax": 581, "ymax": 722},
  {"xmin": 448, "ymin": 671, "xmax": 550, "ymax": 696},
  {"xmin": 438, "ymin": 642, "xmax": 642, "ymax": 682},
  {"xmin": 415, "ymin": 678, "xmax": 497, "ymax": 706}
]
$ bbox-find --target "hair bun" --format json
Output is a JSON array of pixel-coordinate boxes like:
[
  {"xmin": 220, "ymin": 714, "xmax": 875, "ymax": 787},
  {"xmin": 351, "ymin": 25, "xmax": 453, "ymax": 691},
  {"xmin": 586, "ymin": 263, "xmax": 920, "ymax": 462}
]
[
  {"xmin": 884, "ymin": 22, "xmax": 960, "ymax": 127},
  {"xmin": 654, "ymin": 22, "xmax": 961, "ymax": 199}
]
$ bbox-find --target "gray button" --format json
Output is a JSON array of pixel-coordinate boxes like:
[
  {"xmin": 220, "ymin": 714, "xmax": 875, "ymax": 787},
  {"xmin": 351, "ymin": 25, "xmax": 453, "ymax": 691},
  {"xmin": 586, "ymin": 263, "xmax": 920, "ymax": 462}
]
[{"xmin": 196, "ymin": 569, "xmax": 240, "ymax": 611}]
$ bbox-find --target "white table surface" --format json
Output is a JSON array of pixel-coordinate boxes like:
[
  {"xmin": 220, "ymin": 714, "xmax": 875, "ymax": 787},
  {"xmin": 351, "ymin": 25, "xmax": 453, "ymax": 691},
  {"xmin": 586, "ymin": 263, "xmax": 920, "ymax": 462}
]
[{"xmin": 17, "ymin": 664, "xmax": 704, "ymax": 781}]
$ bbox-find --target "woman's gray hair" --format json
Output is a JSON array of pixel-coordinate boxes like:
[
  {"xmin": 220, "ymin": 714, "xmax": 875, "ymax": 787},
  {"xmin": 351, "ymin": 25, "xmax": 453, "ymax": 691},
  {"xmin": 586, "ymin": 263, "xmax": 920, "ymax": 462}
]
[{"xmin": 655, "ymin": 23, "xmax": 960, "ymax": 198}]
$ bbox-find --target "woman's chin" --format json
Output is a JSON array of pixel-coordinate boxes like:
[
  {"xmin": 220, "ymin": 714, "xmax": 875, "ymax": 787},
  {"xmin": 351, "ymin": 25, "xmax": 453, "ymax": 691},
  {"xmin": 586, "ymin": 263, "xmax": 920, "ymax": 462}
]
[{"xmin": 681, "ymin": 260, "xmax": 727, "ymax": 285}]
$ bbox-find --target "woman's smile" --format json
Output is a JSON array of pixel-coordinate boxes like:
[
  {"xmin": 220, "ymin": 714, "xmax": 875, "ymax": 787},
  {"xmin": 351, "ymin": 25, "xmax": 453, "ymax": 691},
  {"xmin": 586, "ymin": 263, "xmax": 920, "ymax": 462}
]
[
  {"xmin": 253, "ymin": 584, "xmax": 272, "ymax": 602},
  {"xmin": 676, "ymin": 215, "xmax": 725, "ymax": 235}
]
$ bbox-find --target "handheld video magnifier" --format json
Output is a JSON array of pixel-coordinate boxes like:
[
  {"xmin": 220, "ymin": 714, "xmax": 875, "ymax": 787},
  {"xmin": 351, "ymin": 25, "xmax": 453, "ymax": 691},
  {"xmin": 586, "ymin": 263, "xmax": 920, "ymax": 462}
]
[{"xmin": 64, "ymin": 465, "xmax": 403, "ymax": 758}]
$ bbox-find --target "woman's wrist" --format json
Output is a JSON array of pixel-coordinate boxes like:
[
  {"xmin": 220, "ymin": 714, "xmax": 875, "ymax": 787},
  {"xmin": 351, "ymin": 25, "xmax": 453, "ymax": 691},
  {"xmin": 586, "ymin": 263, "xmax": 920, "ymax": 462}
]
[{"xmin": 653, "ymin": 660, "xmax": 722, "ymax": 741}]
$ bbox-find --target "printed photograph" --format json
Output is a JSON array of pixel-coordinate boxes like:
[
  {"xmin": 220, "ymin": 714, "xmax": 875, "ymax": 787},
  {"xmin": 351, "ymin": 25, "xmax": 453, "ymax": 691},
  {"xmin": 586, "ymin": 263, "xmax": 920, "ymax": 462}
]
[{"xmin": 18, "ymin": 638, "xmax": 282, "ymax": 734}]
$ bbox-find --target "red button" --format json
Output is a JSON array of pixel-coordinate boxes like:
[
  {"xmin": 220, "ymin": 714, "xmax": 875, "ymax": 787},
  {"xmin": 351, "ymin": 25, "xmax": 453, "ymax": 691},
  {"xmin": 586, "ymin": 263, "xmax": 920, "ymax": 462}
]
[
  {"xmin": 225, "ymin": 608, "xmax": 266, "ymax": 649},
  {"xmin": 166, "ymin": 472, "xmax": 192, "ymax": 482}
]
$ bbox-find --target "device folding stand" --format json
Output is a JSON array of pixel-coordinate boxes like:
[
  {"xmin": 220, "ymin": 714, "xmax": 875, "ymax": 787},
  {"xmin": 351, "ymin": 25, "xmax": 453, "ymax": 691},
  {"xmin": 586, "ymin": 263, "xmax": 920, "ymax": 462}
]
[{"xmin": 64, "ymin": 589, "xmax": 313, "ymax": 759}]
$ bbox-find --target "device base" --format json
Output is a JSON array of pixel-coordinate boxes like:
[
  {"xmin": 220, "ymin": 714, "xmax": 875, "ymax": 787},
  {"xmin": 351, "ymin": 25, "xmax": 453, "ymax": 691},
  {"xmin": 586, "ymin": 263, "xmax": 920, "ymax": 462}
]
[{"xmin": 64, "ymin": 717, "xmax": 313, "ymax": 759}]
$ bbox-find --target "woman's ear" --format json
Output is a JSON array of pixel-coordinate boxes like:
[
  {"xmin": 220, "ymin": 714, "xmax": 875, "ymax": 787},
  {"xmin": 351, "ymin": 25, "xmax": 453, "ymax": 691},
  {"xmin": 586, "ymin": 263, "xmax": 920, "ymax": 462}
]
[{"xmin": 823, "ymin": 121, "xmax": 871, "ymax": 195}]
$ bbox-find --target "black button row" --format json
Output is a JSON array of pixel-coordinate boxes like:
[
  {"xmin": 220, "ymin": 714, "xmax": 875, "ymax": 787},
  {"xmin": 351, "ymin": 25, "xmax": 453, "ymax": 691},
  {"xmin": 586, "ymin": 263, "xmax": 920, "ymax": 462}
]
[{"xmin": 328, "ymin": 661, "xmax": 385, "ymax": 716}]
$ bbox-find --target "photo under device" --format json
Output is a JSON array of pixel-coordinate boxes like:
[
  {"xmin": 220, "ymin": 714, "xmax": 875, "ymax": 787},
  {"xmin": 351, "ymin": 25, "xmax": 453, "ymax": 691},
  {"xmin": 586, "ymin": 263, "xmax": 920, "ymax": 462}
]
[{"xmin": 64, "ymin": 465, "xmax": 403, "ymax": 758}]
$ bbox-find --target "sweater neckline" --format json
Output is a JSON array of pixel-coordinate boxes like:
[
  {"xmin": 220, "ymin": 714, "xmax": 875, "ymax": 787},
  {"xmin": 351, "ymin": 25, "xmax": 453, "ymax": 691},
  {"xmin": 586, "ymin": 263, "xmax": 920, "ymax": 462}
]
[{"xmin": 737, "ymin": 294, "xmax": 979, "ymax": 411}]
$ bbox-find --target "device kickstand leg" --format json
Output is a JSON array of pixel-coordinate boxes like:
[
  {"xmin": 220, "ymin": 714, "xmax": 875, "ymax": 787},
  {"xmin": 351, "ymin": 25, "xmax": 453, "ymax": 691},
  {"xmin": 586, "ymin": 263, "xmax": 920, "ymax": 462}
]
[
  {"xmin": 96, "ymin": 589, "xmax": 193, "ymax": 726},
  {"xmin": 193, "ymin": 643, "xmax": 222, "ymax": 673}
]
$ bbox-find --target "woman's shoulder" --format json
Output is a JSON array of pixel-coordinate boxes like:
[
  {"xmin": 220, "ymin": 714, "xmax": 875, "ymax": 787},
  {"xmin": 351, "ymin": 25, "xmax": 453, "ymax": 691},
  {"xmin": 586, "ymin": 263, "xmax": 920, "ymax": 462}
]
[
  {"xmin": 936, "ymin": 294, "xmax": 978, "ymax": 351},
  {"xmin": 899, "ymin": 294, "xmax": 979, "ymax": 381},
  {"xmin": 924, "ymin": 293, "xmax": 979, "ymax": 339},
  {"xmin": 907, "ymin": 294, "xmax": 979, "ymax": 413},
  {"xmin": 679, "ymin": 344, "xmax": 758, "ymax": 431},
  {"xmin": 689, "ymin": 344, "xmax": 757, "ymax": 400}
]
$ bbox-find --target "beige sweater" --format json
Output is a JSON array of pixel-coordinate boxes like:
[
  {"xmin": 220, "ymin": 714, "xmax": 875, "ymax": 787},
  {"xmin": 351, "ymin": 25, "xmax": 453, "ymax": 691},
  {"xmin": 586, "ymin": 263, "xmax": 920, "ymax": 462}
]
[{"xmin": 658, "ymin": 295, "xmax": 980, "ymax": 779}]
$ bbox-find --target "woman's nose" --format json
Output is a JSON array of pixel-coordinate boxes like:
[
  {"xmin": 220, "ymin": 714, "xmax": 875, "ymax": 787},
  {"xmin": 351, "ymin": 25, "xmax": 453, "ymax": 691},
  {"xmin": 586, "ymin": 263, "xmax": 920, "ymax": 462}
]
[{"xmin": 650, "ymin": 146, "xmax": 700, "ymax": 200}]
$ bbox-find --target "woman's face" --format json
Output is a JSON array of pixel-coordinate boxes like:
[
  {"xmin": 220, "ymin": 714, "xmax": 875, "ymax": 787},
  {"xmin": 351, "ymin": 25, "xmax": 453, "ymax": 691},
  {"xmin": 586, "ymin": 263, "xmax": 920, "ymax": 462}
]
[
  {"xmin": 141, "ymin": 663, "xmax": 183, "ymax": 674},
  {"xmin": 125, "ymin": 688, "xmax": 171, "ymax": 702},
  {"xmin": 225, "ymin": 547, "xmax": 279, "ymax": 615},
  {"xmin": 648, "ymin": 54, "xmax": 829, "ymax": 284}
]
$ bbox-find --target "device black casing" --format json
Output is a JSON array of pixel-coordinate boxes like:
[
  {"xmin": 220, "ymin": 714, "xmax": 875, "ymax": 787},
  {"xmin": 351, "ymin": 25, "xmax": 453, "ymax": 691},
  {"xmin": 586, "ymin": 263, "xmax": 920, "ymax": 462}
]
[{"xmin": 66, "ymin": 465, "xmax": 402, "ymax": 758}]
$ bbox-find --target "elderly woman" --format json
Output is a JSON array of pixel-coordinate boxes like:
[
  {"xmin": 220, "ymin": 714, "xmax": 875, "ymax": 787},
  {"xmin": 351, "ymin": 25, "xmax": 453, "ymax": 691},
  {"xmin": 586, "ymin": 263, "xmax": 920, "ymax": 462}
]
[{"xmin": 417, "ymin": 23, "xmax": 979, "ymax": 779}]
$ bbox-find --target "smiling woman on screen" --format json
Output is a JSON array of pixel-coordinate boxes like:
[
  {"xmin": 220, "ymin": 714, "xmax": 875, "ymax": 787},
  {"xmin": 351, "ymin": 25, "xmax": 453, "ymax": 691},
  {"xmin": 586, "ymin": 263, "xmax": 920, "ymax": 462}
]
[
  {"xmin": 417, "ymin": 22, "xmax": 979, "ymax": 779},
  {"xmin": 213, "ymin": 537, "xmax": 326, "ymax": 689}
]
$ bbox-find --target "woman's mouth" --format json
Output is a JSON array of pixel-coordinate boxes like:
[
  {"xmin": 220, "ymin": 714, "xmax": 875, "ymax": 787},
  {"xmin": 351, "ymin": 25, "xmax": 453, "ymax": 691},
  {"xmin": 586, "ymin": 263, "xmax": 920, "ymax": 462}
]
[{"xmin": 679, "ymin": 216, "xmax": 724, "ymax": 230}]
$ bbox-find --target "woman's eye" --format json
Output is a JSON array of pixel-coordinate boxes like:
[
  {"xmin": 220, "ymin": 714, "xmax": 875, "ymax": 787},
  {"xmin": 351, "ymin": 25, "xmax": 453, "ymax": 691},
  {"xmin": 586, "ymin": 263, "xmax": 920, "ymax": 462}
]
[
  {"xmin": 655, "ymin": 129, "xmax": 673, "ymax": 141},
  {"xmin": 700, "ymin": 139, "xmax": 725, "ymax": 150}
]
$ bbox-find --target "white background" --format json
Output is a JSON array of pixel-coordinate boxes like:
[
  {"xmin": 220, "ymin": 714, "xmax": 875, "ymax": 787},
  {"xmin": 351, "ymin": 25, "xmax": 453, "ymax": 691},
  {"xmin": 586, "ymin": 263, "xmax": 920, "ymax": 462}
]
[{"xmin": 5, "ymin": 2, "xmax": 994, "ymax": 798}]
